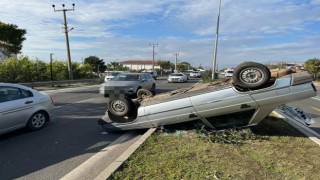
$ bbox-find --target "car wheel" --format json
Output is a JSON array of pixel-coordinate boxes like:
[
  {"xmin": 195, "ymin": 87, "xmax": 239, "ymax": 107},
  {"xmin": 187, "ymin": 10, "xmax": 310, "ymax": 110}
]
[
  {"xmin": 151, "ymin": 84, "xmax": 156, "ymax": 95},
  {"xmin": 137, "ymin": 89, "xmax": 153, "ymax": 99},
  {"xmin": 27, "ymin": 111, "xmax": 48, "ymax": 131},
  {"xmin": 233, "ymin": 62, "xmax": 271, "ymax": 89},
  {"xmin": 108, "ymin": 97, "xmax": 131, "ymax": 117}
]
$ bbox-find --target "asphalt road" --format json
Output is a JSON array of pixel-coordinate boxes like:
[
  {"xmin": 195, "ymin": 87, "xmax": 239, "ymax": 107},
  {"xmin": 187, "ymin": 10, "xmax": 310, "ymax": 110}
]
[
  {"xmin": 287, "ymin": 85, "xmax": 320, "ymax": 134},
  {"xmin": 0, "ymin": 78, "xmax": 200, "ymax": 180}
]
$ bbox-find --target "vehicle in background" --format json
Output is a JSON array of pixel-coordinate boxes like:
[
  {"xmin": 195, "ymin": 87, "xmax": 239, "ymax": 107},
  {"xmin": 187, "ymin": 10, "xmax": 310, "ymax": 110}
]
[
  {"xmin": 181, "ymin": 71, "xmax": 190, "ymax": 80},
  {"xmin": 100, "ymin": 73, "xmax": 156, "ymax": 98},
  {"xmin": 142, "ymin": 70, "xmax": 158, "ymax": 80},
  {"xmin": 99, "ymin": 62, "xmax": 317, "ymax": 131},
  {"xmin": 168, "ymin": 73, "xmax": 188, "ymax": 83},
  {"xmin": 189, "ymin": 71, "xmax": 202, "ymax": 78},
  {"xmin": 0, "ymin": 83, "xmax": 54, "ymax": 135},
  {"xmin": 224, "ymin": 69, "xmax": 234, "ymax": 78},
  {"xmin": 104, "ymin": 71, "xmax": 128, "ymax": 82}
]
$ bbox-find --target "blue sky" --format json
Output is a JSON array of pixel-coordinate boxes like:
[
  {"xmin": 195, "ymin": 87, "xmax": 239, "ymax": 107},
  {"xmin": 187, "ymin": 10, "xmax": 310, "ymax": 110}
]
[{"xmin": 1, "ymin": 0, "xmax": 320, "ymax": 69}]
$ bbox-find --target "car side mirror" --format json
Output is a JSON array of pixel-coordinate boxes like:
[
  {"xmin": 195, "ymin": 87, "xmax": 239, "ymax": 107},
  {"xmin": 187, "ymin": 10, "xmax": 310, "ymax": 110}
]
[{"xmin": 141, "ymin": 79, "xmax": 146, "ymax": 82}]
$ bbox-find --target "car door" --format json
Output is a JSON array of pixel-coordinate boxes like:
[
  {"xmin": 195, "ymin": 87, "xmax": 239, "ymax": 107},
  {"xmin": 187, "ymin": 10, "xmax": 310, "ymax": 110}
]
[
  {"xmin": 141, "ymin": 74, "xmax": 153, "ymax": 90},
  {"xmin": 189, "ymin": 87, "xmax": 258, "ymax": 128},
  {"xmin": 0, "ymin": 87, "xmax": 34, "ymax": 133}
]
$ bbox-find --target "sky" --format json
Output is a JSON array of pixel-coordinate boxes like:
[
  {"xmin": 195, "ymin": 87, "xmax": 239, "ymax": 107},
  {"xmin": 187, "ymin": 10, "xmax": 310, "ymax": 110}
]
[{"xmin": 1, "ymin": 0, "xmax": 320, "ymax": 69}]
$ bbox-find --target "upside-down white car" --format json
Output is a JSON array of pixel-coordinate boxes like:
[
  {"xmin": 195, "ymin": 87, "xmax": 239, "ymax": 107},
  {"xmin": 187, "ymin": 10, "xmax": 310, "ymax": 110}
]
[{"xmin": 98, "ymin": 62, "xmax": 317, "ymax": 131}]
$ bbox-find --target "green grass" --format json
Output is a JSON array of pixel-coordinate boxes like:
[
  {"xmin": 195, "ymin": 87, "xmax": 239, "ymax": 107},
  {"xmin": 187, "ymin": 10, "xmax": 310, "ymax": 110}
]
[{"xmin": 110, "ymin": 116, "xmax": 320, "ymax": 180}]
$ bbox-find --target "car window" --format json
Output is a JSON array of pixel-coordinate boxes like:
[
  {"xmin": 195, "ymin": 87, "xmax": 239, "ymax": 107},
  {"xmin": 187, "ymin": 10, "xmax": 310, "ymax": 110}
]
[
  {"xmin": 205, "ymin": 109, "xmax": 256, "ymax": 130},
  {"xmin": 172, "ymin": 73, "xmax": 183, "ymax": 76},
  {"xmin": 0, "ymin": 87, "xmax": 27, "ymax": 103},
  {"xmin": 20, "ymin": 89, "xmax": 33, "ymax": 98},
  {"xmin": 141, "ymin": 74, "xmax": 147, "ymax": 80},
  {"xmin": 145, "ymin": 73, "xmax": 152, "ymax": 79},
  {"xmin": 113, "ymin": 74, "xmax": 140, "ymax": 81}
]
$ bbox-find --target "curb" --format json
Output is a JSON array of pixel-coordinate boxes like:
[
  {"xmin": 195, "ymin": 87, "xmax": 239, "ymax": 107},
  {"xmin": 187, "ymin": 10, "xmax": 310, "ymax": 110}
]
[
  {"xmin": 273, "ymin": 110, "xmax": 320, "ymax": 146},
  {"xmin": 94, "ymin": 128, "xmax": 157, "ymax": 180}
]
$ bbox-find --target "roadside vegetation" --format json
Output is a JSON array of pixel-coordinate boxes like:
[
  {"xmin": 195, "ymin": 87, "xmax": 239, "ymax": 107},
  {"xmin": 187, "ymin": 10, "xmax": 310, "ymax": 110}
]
[{"xmin": 110, "ymin": 115, "xmax": 320, "ymax": 179}]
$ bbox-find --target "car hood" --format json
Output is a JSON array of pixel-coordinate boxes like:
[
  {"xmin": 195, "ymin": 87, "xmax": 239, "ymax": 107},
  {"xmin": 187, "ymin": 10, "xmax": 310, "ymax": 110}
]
[{"xmin": 104, "ymin": 81, "xmax": 138, "ymax": 87}]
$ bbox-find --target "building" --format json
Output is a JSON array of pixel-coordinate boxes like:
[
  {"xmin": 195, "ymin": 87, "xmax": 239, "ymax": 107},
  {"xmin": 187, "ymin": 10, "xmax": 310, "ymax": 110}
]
[{"xmin": 121, "ymin": 60, "xmax": 161, "ymax": 71}]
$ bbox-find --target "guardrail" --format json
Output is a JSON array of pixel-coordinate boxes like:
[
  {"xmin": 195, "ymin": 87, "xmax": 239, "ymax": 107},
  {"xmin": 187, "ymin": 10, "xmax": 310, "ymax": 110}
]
[{"xmin": 20, "ymin": 78, "xmax": 103, "ymax": 88}]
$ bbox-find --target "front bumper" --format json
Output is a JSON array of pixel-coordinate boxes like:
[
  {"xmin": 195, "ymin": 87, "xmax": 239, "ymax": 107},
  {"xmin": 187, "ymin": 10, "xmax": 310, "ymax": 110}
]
[{"xmin": 168, "ymin": 78, "xmax": 184, "ymax": 82}]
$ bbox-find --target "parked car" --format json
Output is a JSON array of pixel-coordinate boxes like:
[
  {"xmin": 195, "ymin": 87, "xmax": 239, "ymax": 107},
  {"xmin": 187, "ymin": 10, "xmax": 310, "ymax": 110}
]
[
  {"xmin": 142, "ymin": 70, "xmax": 158, "ymax": 80},
  {"xmin": 100, "ymin": 73, "xmax": 156, "ymax": 98},
  {"xmin": 104, "ymin": 71, "xmax": 127, "ymax": 82},
  {"xmin": 98, "ymin": 62, "xmax": 317, "ymax": 131},
  {"xmin": 189, "ymin": 71, "xmax": 201, "ymax": 78},
  {"xmin": 0, "ymin": 83, "xmax": 54, "ymax": 135},
  {"xmin": 168, "ymin": 73, "xmax": 188, "ymax": 83},
  {"xmin": 224, "ymin": 69, "xmax": 234, "ymax": 78}
]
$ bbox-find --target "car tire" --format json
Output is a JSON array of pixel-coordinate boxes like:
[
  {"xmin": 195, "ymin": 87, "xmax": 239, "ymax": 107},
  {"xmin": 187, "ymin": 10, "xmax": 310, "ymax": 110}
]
[
  {"xmin": 108, "ymin": 97, "xmax": 132, "ymax": 117},
  {"xmin": 233, "ymin": 62, "xmax": 271, "ymax": 89},
  {"xmin": 151, "ymin": 84, "xmax": 156, "ymax": 95},
  {"xmin": 137, "ymin": 89, "xmax": 153, "ymax": 99},
  {"xmin": 27, "ymin": 111, "xmax": 48, "ymax": 131}
]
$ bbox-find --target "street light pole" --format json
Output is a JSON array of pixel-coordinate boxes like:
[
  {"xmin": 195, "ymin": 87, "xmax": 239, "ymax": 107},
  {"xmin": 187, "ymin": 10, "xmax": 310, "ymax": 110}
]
[
  {"xmin": 50, "ymin": 53, "xmax": 53, "ymax": 81},
  {"xmin": 212, "ymin": 0, "xmax": 222, "ymax": 80},
  {"xmin": 149, "ymin": 43, "xmax": 158, "ymax": 70},
  {"xmin": 52, "ymin": 3, "xmax": 75, "ymax": 80},
  {"xmin": 174, "ymin": 52, "xmax": 179, "ymax": 72}
]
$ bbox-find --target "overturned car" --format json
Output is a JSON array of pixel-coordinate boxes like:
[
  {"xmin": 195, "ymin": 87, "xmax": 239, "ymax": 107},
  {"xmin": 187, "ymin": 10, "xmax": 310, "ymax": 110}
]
[{"xmin": 99, "ymin": 62, "xmax": 317, "ymax": 131}]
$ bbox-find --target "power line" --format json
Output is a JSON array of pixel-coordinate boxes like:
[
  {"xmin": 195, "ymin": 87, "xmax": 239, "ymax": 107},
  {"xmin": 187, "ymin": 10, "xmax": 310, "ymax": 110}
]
[
  {"xmin": 212, "ymin": 0, "xmax": 222, "ymax": 80},
  {"xmin": 52, "ymin": 3, "xmax": 75, "ymax": 80}
]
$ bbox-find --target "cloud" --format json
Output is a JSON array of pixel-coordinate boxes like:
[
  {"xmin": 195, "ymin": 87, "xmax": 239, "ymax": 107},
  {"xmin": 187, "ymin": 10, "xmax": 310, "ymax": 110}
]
[{"xmin": 0, "ymin": 0, "xmax": 319, "ymax": 69}]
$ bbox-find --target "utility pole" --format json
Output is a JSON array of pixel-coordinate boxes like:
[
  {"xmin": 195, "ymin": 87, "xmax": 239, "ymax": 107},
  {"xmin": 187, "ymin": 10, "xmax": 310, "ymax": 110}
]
[
  {"xmin": 174, "ymin": 52, "xmax": 179, "ymax": 72},
  {"xmin": 52, "ymin": 3, "xmax": 75, "ymax": 80},
  {"xmin": 50, "ymin": 53, "xmax": 53, "ymax": 81},
  {"xmin": 149, "ymin": 43, "xmax": 158, "ymax": 70},
  {"xmin": 212, "ymin": 0, "xmax": 222, "ymax": 80}
]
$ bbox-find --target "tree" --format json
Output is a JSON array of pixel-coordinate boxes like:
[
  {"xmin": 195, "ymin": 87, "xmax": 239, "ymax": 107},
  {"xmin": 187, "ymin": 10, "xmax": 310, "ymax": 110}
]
[
  {"xmin": 304, "ymin": 58, "xmax": 320, "ymax": 78},
  {"xmin": 0, "ymin": 21, "xmax": 26, "ymax": 56},
  {"xmin": 157, "ymin": 60, "xmax": 174, "ymax": 70},
  {"xmin": 106, "ymin": 61, "xmax": 128, "ymax": 71},
  {"xmin": 84, "ymin": 56, "xmax": 106, "ymax": 73}
]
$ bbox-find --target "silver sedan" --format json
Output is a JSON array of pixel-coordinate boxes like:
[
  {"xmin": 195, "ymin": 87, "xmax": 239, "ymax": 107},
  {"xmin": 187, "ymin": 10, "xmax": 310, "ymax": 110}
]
[
  {"xmin": 0, "ymin": 83, "xmax": 54, "ymax": 135},
  {"xmin": 99, "ymin": 62, "xmax": 317, "ymax": 131}
]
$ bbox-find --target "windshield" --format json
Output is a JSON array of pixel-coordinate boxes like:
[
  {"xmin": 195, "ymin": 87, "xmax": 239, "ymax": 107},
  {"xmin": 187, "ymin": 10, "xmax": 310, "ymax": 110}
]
[
  {"xmin": 171, "ymin": 73, "xmax": 183, "ymax": 76},
  {"xmin": 113, "ymin": 74, "xmax": 140, "ymax": 81}
]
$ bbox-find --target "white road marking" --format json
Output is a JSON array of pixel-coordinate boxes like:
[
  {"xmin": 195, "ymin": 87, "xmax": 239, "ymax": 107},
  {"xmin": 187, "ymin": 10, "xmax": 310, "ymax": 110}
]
[
  {"xmin": 61, "ymin": 131, "xmax": 136, "ymax": 180},
  {"xmin": 312, "ymin": 97, "xmax": 320, "ymax": 101},
  {"xmin": 311, "ymin": 106, "xmax": 320, "ymax": 112},
  {"xmin": 43, "ymin": 84, "xmax": 101, "ymax": 94}
]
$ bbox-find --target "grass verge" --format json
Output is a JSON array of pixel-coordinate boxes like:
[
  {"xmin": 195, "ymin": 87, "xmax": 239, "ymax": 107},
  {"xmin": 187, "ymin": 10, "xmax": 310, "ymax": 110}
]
[{"xmin": 109, "ymin": 114, "xmax": 320, "ymax": 179}]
